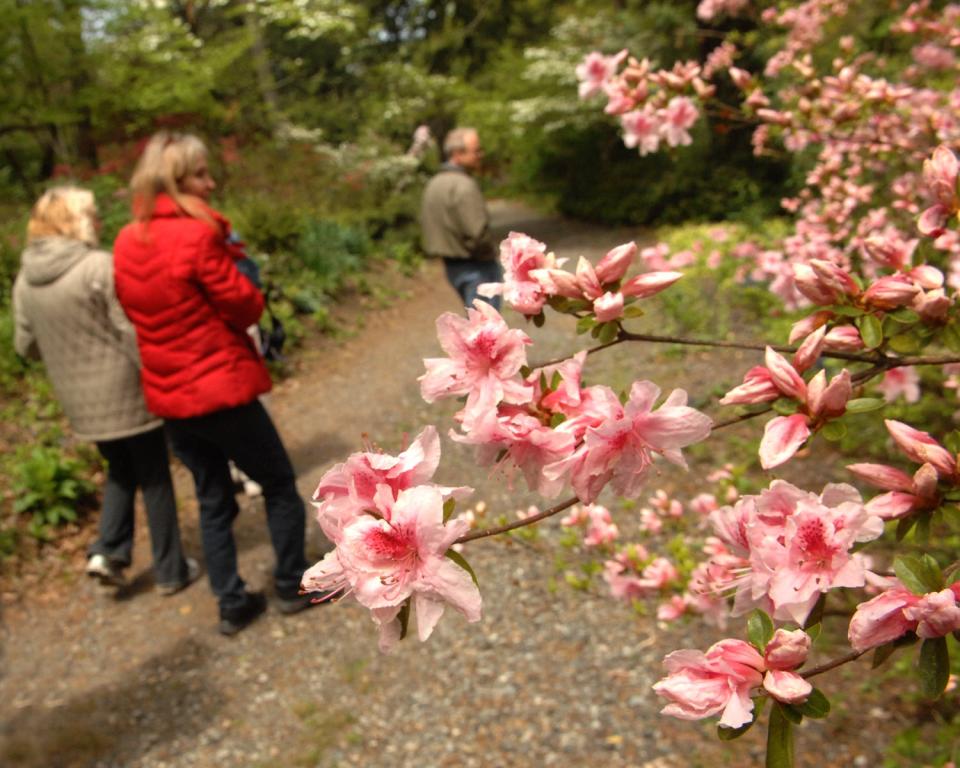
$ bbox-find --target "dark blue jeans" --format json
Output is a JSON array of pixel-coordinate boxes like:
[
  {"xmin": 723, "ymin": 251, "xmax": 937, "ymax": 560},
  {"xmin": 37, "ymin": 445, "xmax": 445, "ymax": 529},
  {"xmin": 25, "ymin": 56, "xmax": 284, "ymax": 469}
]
[
  {"xmin": 91, "ymin": 427, "xmax": 188, "ymax": 585},
  {"xmin": 443, "ymin": 258, "xmax": 503, "ymax": 310},
  {"xmin": 165, "ymin": 400, "xmax": 307, "ymax": 615}
]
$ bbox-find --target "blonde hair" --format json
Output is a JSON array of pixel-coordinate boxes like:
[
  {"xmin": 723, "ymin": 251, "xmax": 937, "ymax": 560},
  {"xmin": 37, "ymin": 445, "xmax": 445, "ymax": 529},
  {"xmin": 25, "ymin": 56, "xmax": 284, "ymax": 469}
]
[
  {"xmin": 27, "ymin": 187, "xmax": 98, "ymax": 246},
  {"xmin": 129, "ymin": 131, "xmax": 213, "ymax": 224}
]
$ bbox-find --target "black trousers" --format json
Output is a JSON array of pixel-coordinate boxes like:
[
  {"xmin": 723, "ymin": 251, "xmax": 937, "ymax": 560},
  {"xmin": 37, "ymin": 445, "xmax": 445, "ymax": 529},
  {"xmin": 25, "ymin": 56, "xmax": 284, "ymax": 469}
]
[
  {"xmin": 90, "ymin": 427, "xmax": 187, "ymax": 585},
  {"xmin": 165, "ymin": 400, "xmax": 307, "ymax": 614}
]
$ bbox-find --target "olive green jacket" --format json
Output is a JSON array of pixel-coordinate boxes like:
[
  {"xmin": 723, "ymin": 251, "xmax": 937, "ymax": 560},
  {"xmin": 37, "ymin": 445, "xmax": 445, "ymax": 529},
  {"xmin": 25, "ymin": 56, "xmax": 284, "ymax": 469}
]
[{"xmin": 420, "ymin": 164, "xmax": 496, "ymax": 261}]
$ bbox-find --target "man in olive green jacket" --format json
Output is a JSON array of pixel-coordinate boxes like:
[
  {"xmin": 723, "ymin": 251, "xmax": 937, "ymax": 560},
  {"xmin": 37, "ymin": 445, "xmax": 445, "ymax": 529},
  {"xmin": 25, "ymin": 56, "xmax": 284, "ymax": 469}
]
[{"xmin": 420, "ymin": 127, "xmax": 502, "ymax": 309}]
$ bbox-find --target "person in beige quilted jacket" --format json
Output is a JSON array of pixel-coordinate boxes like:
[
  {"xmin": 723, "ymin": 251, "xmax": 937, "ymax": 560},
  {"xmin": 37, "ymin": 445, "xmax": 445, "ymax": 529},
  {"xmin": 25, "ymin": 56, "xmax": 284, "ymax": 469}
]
[{"xmin": 12, "ymin": 187, "xmax": 197, "ymax": 595}]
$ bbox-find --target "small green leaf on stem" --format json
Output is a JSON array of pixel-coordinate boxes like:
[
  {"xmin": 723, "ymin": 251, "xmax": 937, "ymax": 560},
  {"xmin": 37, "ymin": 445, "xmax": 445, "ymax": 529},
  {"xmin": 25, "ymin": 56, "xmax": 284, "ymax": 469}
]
[
  {"xmin": 918, "ymin": 637, "xmax": 950, "ymax": 699},
  {"xmin": 820, "ymin": 421, "xmax": 847, "ymax": 441},
  {"xmin": 597, "ymin": 321, "xmax": 619, "ymax": 345},
  {"xmin": 857, "ymin": 314, "xmax": 884, "ymax": 349},
  {"xmin": 795, "ymin": 688, "xmax": 830, "ymax": 719},
  {"xmin": 717, "ymin": 718, "xmax": 755, "ymax": 741},
  {"xmin": 766, "ymin": 703, "xmax": 795, "ymax": 768},
  {"xmin": 576, "ymin": 316, "xmax": 596, "ymax": 335},
  {"xmin": 748, "ymin": 609, "xmax": 775, "ymax": 652},
  {"xmin": 894, "ymin": 554, "xmax": 944, "ymax": 595},
  {"xmin": 443, "ymin": 498, "xmax": 456, "ymax": 522},
  {"xmin": 844, "ymin": 397, "xmax": 886, "ymax": 414},
  {"xmin": 445, "ymin": 549, "xmax": 479, "ymax": 587}
]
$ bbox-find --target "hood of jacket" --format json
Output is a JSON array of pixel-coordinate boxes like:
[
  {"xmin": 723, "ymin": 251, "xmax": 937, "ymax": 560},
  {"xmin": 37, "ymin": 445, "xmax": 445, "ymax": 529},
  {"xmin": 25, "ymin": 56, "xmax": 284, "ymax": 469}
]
[{"xmin": 19, "ymin": 236, "xmax": 90, "ymax": 286}]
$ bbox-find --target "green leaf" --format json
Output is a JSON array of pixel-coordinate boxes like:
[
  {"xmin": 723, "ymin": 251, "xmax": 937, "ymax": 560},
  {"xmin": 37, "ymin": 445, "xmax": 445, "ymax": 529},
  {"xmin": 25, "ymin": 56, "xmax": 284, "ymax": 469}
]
[
  {"xmin": 941, "ymin": 322, "xmax": 960, "ymax": 354},
  {"xmin": 795, "ymin": 688, "xmax": 830, "ymax": 719},
  {"xmin": 443, "ymin": 498, "xmax": 456, "ymax": 522},
  {"xmin": 831, "ymin": 305, "xmax": 864, "ymax": 317},
  {"xmin": 805, "ymin": 623, "xmax": 822, "ymax": 643},
  {"xmin": 894, "ymin": 554, "xmax": 944, "ymax": 595},
  {"xmin": 532, "ymin": 312, "xmax": 545, "ymax": 328},
  {"xmin": 623, "ymin": 305, "xmax": 645, "ymax": 319},
  {"xmin": 918, "ymin": 637, "xmax": 950, "ymax": 699},
  {"xmin": 597, "ymin": 321, "xmax": 619, "ymax": 345},
  {"xmin": 895, "ymin": 515, "xmax": 918, "ymax": 542},
  {"xmin": 576, "ymin": 316, "xmax": 596, "ymax": 335},
  {"xmin": 766, "ymin": 703, "xmax": 795, "ymax": 768},
  {"xmin": 519, "ymin": 365, "xmax": 533, "ymax": 378},
  {"xmin": 717, "ymin": 718, "xmax": 755, "ymax": 740},
  {"xmin": 915, "ymin": 512, "xmax": 932, "ymax": 545},
  {"xmin": 872, "ymin": 642, "xmax": 899, "ymax": 669},
  {"xmin": 887, "ymin": 332, "xmax": 924, "ymax": 355},
  {"xmin": 889, "ymin": 308, "xmax": 920, "ymax": 324},
  {"xmin": 445, "ymin": 549, "xmax": 479, "ymax": 587},
  {"xmin": 844, "ymin": 397, "xmax": 886, "ymax": 414},
  {"xmin": 944, "ymin": 430, "xmax": 960, "ymax": 457},
  {"xmin": 397, "ymin": 599, "xmax": 411, "ymax": 641},
  {"xmin": 550, "ymin": 371, "xmax": 563, "ymax": 390},
  {"xmin": 820, "ymin": 420, "xmax": 847, "ymax": 442},
  {"xmin": 748, "ymin": 609, "xmax": 775, "ymax": 652},
  {"xmin": 772, "ymin": 399, "xmax": 799, "ymax": 416},
  {"xmin": 779, "ymin": 703, "xmax": 803, "ymax": 724},
  {"xmin": 857, "ymin": 314, "xmax": 884, "ymax": 350}
]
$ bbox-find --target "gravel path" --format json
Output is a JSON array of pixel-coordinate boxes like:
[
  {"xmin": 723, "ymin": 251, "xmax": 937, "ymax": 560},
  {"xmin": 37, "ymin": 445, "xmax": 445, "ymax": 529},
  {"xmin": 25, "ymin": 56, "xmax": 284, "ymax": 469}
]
[{"xmin": 0, "ymin": 202, "xmax": 890, "ymax": 768}]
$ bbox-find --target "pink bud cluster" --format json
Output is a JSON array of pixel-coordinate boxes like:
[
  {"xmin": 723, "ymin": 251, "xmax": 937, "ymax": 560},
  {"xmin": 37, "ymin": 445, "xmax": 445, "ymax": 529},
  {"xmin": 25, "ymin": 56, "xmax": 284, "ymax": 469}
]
[
  {"xmin": 848, "ymin": 419, "xmax": 958, "ymax": 520},
  {"xmin": 653, "ymin": 628, "xmax": 813, "ymax": 728},
  {"xmin": 720, "ymin": 347, "xmax": 852, "ymax": 469},
  {"xmin": 479, "ymin": 231, "xmax": 681, "ymax": 321},
  {"xmin": 849, "ymin": 580, "xmax": 960, "ymax": 652}
]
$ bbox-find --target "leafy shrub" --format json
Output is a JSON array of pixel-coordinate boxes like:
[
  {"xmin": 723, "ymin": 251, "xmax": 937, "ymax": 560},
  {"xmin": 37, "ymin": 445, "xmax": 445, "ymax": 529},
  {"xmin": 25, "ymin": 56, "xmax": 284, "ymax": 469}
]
[
  {"xmin": 11, "ymin": 445, "xmax": 98, "ymax": 541},
  {"xmin": 292, "ymin": 218, "xmax": 370, "ymax": 294}
]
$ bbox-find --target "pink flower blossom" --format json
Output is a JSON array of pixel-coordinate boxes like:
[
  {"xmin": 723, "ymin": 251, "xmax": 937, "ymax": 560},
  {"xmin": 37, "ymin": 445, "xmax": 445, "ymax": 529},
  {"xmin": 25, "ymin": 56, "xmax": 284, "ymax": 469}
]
[
  {"xmin": 876, "ymin": 367, "xmax": 920, "ymax": 403},
  {"xmin": 479, "ymin": 232, "xmax": 559, "ymax": 315},
  {"xmin": 621, "ymin": 107, "xmax": 661, "ymax": 156},
  {"xmin": 653, "ymin": 639, "xmax": 764, "ymax": 728},
  {"xmin": 657, "ymin": 595, "xmax": 689, "ymax": 621},
  {"xmin": 659, "ymin": 97, "xmax": 699, "ymax": 147},
  {"xmin": 762, "ymin": 670, "xmax": 812, "ymax": 704},
  {"xmin": 583, "ymin": 504, "xmax": 620, "ymax": 547},
  {"xmin": 759, "ymin": 414, "xmax": 811, "ymax": 470},
  {"xmin": 548, "ymin": 381, "xmax": 712, "ymax": 502},
  {"xmin": 301, "ymin": 486, "xmax": 481, "ymax": 652},
  {"xmin": 902, "ymin": 589, "xmax": 960, "ymax": 639},
  {"xmin": 593, "ymin": 291, "xmax": 625, "ymax": 322},
  {"xmin": 848, "ymin": 584, "xmax": 921, "ymax": 652},
  {"xmin": 576, "ymin": 50, "xmax": 628, "ymax": 99},
  {"xmin": 621, "ymin": 271, "xmax": 683, "ymax": 298},
  {"xmin": 595, "ymin": 242, "xmax": 637, "ymax": 283},
  {"xmin": 763, "ymin": 628, "xmax": 811, "ymax": 670},
  {"xmin": 720, "ymin": 366, "xmax": 780, "ymax": 405},
  {"xmin": 420, "ymin": 300, "xmax": 533, "ymax": 425}
]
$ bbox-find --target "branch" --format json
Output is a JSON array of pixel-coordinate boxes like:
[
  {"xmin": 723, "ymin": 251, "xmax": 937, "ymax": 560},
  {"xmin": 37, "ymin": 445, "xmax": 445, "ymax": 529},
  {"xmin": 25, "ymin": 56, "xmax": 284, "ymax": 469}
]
[
  {"xmin": 455, "ymin": 496, "xmax": 579, "ymax": 544},
  {"xmin": 712, "ymin": 406, "xmax": 772, "ymax": 429},
  {"xmin": 801, "ymin": 649, "xmax": 867, "ymax": 679}
]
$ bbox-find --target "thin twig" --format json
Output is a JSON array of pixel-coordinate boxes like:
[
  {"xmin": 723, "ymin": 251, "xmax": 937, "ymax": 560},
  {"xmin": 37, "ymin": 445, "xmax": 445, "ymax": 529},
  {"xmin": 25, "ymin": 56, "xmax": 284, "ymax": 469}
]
[
  {"xmin": 712, "ymin": 407, "xmax": 772, "ymax": 429},
  {"xmin": 801, "ymin": 649, "xmax": 867, "ymax": 679},
  {"xmin": 455, "ymin": 497, "xmax": 579, "ymax": 544}
]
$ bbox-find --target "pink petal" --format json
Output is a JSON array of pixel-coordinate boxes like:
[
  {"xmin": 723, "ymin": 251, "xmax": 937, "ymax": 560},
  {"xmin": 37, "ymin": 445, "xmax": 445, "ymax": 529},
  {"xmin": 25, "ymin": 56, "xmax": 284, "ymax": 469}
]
[{"xmin": 759, "ymin": 414, "xmax": 811, "ymax": 469}]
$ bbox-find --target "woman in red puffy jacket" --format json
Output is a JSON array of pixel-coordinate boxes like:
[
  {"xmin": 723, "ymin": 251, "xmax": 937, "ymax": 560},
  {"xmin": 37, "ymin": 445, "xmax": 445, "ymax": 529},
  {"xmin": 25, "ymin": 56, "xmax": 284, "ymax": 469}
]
[{"xmin": 114, "ymin": 131, "xmax": 318, "ymax": 635}]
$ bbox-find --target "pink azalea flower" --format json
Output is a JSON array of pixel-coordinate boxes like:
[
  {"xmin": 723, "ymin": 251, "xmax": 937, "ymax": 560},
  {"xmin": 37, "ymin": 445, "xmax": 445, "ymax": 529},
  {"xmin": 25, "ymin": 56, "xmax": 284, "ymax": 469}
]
[
  {"xmin": 823, "ymin": 326, "xmax": 864, "ymax": 352},
  {"xmin": 479, "ymin": 232, "xmax": 559, "ymax": 315},
  {"xmin": 595, "ymin": 242, "xmax": 637, "ymax": 283},
  {"xmin": 653, "ymin": 639, "xmax": 765, "ymax": 728},
  {"xmin": 788, "ymin": 310, "xmax": 833, "ymax": 344},
  {"xmin": 848, "ymin": 583, "xmax": 921, "ymax": 652},
  {"xmin": 863, "ymin": 274, "xmax": 921, "ymax": 309},
  {"xmin": 793, "ymin": 326, "xmax": 826, "ymax": 373},
  {"xmin": 420, "ymin": 300, "xmax": 533, "ymax": 425},
  {"xmin": 765, "ymin": 347, "xmax": 807, "ymax": 400},
  {"xmin": 583, "ymin": 504, "xmax": 620, "ymax": 546},
  {"xmin": 657, "ymin": 595, "xmax": 689, "ymax": 621},
  {"xmin": 639, "ymin": 557, "xmax": 680, "ymax": 589},
  {"xmin": 659, "ymin": 97, "xmax": 699, "ymax": 147},
  {"xmin": 576, "ymin": 50, "xmax": 628, "ymax": 99},
  {"xmin": 902, "ymin": 589, "xmax": 960, "ymax": 639},
  {"xmin": 312, "ymin": 426, "xmax": 470, "ymax": 541},
  {"xmin": 621, "ymin": 106, "xmax": 661, "ymax": 155},
  {"xmin": 550, "ymin": 381, "xmax": 711, "ymax": 502},
  {"xmin": 301, "ymin": 485, "xmax": 482, "ymax": 652},
  {"xmin": 875, "ymin": 367, "xmax": 920, "ymax": 403}
]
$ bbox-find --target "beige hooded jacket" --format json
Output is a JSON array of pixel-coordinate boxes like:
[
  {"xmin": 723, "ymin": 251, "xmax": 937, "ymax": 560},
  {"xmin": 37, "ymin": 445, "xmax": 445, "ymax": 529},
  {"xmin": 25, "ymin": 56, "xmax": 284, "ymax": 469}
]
[{"xmin": 13, "ymin": 236, "xmax": 160, "ymax": 441}]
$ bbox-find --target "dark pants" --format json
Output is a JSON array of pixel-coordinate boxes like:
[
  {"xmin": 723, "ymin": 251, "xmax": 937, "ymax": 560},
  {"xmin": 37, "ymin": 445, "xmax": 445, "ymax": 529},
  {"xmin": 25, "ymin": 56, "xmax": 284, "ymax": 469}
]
[
  {"xmin": 443, "ymin": 258, "xmax": 503, "ymax": 310},
  {"xmin": 90, "ymin": 427, "xmax": 187, "ymax": 585},
  {"xmin": 165, "ymin": 400, "xmax": 307, "ymax": 615}
]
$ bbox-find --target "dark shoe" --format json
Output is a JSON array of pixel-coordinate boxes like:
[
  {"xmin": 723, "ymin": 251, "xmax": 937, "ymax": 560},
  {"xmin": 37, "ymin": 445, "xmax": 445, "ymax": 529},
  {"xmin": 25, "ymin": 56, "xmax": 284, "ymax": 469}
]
[
  {"xmin": 86, "ymin": 554, "xmax": 128, "ymax": 588},
  {"xmin": 218, "ymin": 591, "xmax": 267, "ymax": 636},
  {"xmin": 275, "ymin": 590, "xmax": 333, "ymax": 616},
  {"xmin": 156, "ymin": 557, "xmax": 201, "ymax": 597}
]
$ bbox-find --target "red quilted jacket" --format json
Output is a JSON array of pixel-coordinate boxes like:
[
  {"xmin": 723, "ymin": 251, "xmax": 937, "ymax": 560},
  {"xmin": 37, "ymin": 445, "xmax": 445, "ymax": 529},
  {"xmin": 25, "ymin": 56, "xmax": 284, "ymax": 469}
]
[{"xmin": 113, "ymin": 194, "xmax": 271, "ymax": 419}]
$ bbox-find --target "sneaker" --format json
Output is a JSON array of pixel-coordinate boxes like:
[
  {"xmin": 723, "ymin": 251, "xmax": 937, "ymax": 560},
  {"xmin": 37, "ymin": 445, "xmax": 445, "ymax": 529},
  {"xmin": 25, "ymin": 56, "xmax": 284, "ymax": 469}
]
[
  {"xmin": 275, "ymin": 590, "xmax": 334, "ymax": 616},
  {"xmin": 242, "ymin": 478, "xmax": 263, "ymax": 498},
  {"xmin": 156, "ymin": 557, "xmax": 201, "ymax": 597},
  {"xmin": 218, "ymin": 591, "xmax": 267, "ymax": 636},
  {"xmin": 86, "ymin": 553, "xmax": 128, "ymax": 588}
]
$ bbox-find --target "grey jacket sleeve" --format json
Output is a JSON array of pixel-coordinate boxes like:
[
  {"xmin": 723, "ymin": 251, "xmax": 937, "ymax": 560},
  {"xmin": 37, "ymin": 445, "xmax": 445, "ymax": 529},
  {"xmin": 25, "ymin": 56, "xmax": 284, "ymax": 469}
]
[
  {"xmin": 12, "ymin": 274, "xmax": 39, "ymax": 360},
  {"xmin": 451, "ymin": 178, "xmax": 496, "ymax": 260},
  {"xmin": 91, "ymin": 250, "xmax": 141, "ymax": 366}
]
